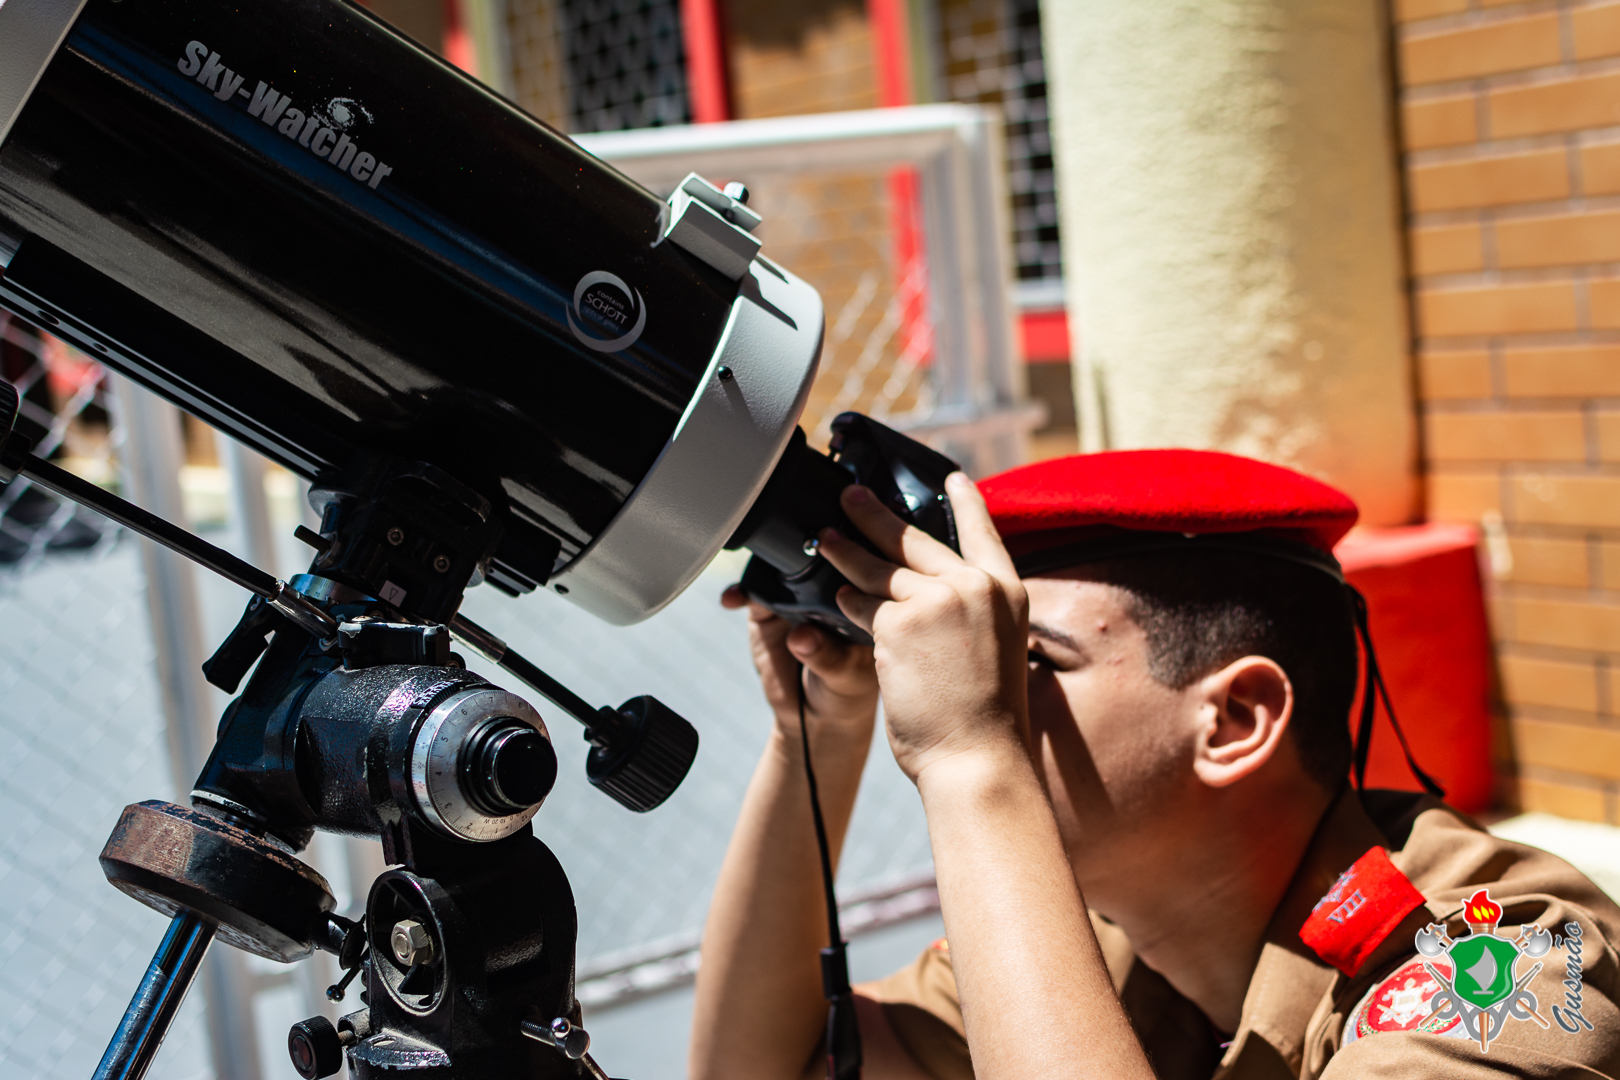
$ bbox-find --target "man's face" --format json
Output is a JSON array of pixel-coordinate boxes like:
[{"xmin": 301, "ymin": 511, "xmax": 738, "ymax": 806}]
[{"xmin": 1022, "ymin": 569, "xmax": 1207, "ymax": 896}]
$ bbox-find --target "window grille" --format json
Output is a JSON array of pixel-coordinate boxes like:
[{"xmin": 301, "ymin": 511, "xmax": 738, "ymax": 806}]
[{"xmin": 934, "ymin": 0, "xmax": 1062, "ymax": 285}]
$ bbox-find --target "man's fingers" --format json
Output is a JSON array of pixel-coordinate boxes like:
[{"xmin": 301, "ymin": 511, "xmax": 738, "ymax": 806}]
[
  {"xmin": 817, "ymin": 526, "xmax": 929, "ymax": 601},
  {"xmin": 839, "ymin": 485, "xmax": 962, "ymax": 576},
  {"xmin": 834, "ymin": 585, "xmax": 883, "ymax": 635},
  {"xmin": 943, "ymin": 472, "xmax": 1019, "ymax": 581}
]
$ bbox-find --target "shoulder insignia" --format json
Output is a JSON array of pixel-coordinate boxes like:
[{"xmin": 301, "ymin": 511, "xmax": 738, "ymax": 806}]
[
  {"xmin": 1299, "ymin": 846, "xmax": 1426, "ymax": 977},
  {"xmin": 1342, "ymin": 958, "xmax": 1464, "ymax": 1045}
]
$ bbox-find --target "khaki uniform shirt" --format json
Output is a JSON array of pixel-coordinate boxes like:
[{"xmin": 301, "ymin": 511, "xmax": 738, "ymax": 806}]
[{"xmin": 867, "ymin": 790, "xmax": 1620, "ymax": 1078}]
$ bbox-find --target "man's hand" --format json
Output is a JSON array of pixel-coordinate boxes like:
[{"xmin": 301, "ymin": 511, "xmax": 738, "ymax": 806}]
[
  {"xmin": 817, "ymin": 472, "xmax": 1030, "ymax": 784},
  {"xmin": 720, "ymin": 585, "xmax": 878, "ymax": 739},
  {"xmin": 814, "ymin": 472, "xmax": 1156, "ymax": 1080}
]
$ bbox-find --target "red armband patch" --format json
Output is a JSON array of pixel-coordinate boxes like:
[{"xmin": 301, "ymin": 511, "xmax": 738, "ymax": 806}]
[{"xmin": 1299, "ymin": 846, "xmax": 1426, "ymax": 977}]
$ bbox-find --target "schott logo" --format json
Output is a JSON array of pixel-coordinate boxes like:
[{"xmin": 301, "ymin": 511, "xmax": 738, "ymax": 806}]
[
  {"xmin": 567, "ymin": 272, "xmax": 647, "ymax": 353},
  {"xmin": 177, "ymin": 41, "xmax": 393, "ymax": 190}
]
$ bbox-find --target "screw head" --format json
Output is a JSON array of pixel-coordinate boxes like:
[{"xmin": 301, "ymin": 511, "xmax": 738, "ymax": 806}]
[
  {"xmin": 389, "ymin": 919, "xmax": 435, "ymax": 967},
  {"xmin": 433, "ymin": 554, "xmax": 451, "ymax": 573},
  {"xmin": 386, "ymin": 527, "xmax": 404, "ymax": 546},
  {"xmin": 723, "ymin": 181, "xmax": 750, "ymax": 205},
  {"xmin": 802, "ymin": 537, "xmax": 820, "ymax": 558}
]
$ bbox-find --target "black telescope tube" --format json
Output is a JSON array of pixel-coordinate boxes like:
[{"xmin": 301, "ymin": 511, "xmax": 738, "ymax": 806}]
[
  {"xmin": 0, "ymin": 0, "xmax": 737, "ymax": 572},
  {"xmin": 93, "ymin": 911, "xmax": 215, "ymax": 1080}
]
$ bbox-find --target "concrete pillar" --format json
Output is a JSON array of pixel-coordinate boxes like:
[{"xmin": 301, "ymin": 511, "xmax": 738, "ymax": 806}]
[{"xmin": 1041, "ymin": 0, "xmax": 1418, "ymax": 525}]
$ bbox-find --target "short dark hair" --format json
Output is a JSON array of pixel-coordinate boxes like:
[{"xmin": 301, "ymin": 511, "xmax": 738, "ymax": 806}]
[{"xmin": 1085, "ymin": 549, "xmax": 1357, "ymax": 790}]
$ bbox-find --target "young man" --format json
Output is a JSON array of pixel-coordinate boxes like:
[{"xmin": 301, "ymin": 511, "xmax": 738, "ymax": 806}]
[{"xmin": 690, "ymin": 450, "xmax": 1620, "ymax": 1080}]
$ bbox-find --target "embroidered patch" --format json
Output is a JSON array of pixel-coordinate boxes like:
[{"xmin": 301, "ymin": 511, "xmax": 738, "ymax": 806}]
[
  {"xmin": 1343, "ymin": 959, "xmax": 1463, "ymax": 1044},
  {"xmin": 1299, "ymin": 846, "xmax": 1427, "ymax": 977}
]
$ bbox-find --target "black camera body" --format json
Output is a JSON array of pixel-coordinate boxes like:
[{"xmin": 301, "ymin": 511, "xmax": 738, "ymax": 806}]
[{"xmin": 733, "ymin": 414, "xmax": 961, "ymax": 644}]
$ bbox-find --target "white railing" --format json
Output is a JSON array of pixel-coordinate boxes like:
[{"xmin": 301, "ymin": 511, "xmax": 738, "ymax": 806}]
[{"xmin": 577, "ymin": 104, "xmax": 1045, "ymax": 476}]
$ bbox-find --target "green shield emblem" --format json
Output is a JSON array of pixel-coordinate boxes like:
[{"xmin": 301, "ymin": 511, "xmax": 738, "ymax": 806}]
[{"xmin": 1447, "ymin": 936, "xmax": 1520, "ymax": 1008}]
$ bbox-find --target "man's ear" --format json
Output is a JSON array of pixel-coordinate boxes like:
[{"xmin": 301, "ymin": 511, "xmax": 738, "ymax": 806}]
[{"xmin": 1191, "ymin": 656, "xmax": 1294, "ymax": 789}]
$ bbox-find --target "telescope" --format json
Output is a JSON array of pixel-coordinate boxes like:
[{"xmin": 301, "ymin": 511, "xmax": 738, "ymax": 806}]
[{"xmin": 0, "ymin": 0, "xmax": 961, "ymax": 1076}]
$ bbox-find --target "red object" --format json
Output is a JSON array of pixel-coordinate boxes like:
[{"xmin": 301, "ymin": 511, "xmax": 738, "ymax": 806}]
[
  {"xmin": 680, "ymin": 0, "xmax": 731, "ymax": 123},
  {"xmin": 981, "ymin": 449, "xmax": 1360, "ymax": 558},
  {"xmin": 1298, "ymin": 846, "xmax": 1427, "ymax": 977},
  {"xmin": 1020, "ymin": 308, "xmax": 1071, "ymax": 363},
  {"xmin": 1336, "ymin": 524, "xmax": 1493, "ymax": 813},
  {"xmin": 441, "ymin": 0, "xmax": 477, "ymax": 76},
  {"xmin": 867, "ymin": 0, "xmax": 913, "ymax": 110},
  {"xmin": 865, "ymin": 0, "xmax": 931, "ymax": 369}
]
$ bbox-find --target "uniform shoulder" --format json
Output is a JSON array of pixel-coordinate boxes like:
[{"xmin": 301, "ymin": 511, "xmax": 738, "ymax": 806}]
[
  {"xmin": 1321, "ymin": 883, "xmax": 1620, "ymax": 1076},
  {"xmin": 1370, "ymin": 793, "xmax": 1620, "ymax": 942}
]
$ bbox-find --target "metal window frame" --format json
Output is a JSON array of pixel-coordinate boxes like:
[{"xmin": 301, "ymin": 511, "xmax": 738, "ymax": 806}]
[{"xmin": 576, "ymin": 103, "xmax": 1044, "ymax": 476}]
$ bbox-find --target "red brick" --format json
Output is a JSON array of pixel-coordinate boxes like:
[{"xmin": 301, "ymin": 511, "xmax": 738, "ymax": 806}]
[
  {"xmin": 1395, "ymin": 0, "xmax": 1467, "ymax": 21},
  {"xmin": 1496, "ymin": 210, "xmax": 1620, "ymax": 268},
  {"xmin": 1517, "ymin": 775, "xmax": 1608, "ymax": 820},
  {"xmin": 1402, "ymin": 95, "xmax": 1479, "ymax": 150},
  {"xmin": 1402, "ymin": 14, "xmax": 1562, "ymax": 86},
  {"xmin": 1504, "ymin": 345, "xmax": 1620, "ymax": 396},
  {"xmin": 1408, "ymin": 149, "xmax": 1569, "ymax": 211},
  {"xmin": 1508, "ymin": 595, "xmax": 1620, "ymax": 649},
  {"xmin": 1490, "ymin": 71, "xmax": 1620, "ymax": 138},
  {"xmin": 1412, "ymin": 222, "xmax": 1485, "ymax": 274},
  {"xmin": 1419, "ymin": 350, "xmax": 1493, "ymax": 399},
  {"xmin": 1417, "ymin": 280, "xmax": 1578, "ymax": 336},
  {"xmin": 1513, "ymin": 717, "xmax": 1620, "ymax": 778},
  {"xmin": 1500, "ymin": 655, "xmax": 1601, "ymax": 712},
  {"xmin": 1427, "ymin": 471, "xmax": 1502, "ymax": 520},
  {"xmin": 1512, "ymin": 474, "xmax": 1620, "ymax": 527},
  {"xmin": 1426, "ymin": 410, "xmax": 1586, "ymax": 461},
  {"xmin": 1575, "ymin": 2, "xmax": 1620, "ymax": 62}
]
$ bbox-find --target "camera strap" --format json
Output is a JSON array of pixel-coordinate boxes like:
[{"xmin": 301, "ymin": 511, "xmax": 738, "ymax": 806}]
[
  {"xmin": 1347, "ymin": 584, "xmax": 1444, "ymax": 799},
  {"xmin": 797, "ymin": 674, "xmax": 863, "ymax": 1080}
]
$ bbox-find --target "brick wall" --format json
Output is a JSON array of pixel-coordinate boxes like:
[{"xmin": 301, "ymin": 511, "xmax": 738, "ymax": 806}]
[{"xmin": 1397, "ymin": 0, "xmax": 1620, "ymax": 822}]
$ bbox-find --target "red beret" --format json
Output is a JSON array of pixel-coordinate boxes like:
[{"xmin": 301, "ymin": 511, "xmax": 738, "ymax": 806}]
[{"xmin": 980, "ymin": 449, "xmax": 1359, "ymax": 565}]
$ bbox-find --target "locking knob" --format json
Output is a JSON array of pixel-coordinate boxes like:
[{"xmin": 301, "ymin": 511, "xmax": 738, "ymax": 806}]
[
  {"xmin": 585, "ymin": 695, "xmax": 699, "ymax": 812},
  {"xmin": 288, "ymin": 1016, "xmax": 344, "ymax": 1079}
]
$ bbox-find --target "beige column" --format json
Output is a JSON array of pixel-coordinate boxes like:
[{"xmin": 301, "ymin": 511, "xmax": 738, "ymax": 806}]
[{"xmin": 1041, "ymin": 0, "xmax": 1417, "ymax": 525}]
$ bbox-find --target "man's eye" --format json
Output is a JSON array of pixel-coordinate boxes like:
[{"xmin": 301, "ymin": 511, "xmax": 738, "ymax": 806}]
[{"xmin": 1027, "ymin": 650, "xmax": 1056, "ymax": 671}]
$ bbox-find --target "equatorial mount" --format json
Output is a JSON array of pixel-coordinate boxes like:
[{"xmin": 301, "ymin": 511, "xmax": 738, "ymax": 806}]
[{"xmin": 2, "ymin": 379, "xmax": 696, "ymax": 1079}]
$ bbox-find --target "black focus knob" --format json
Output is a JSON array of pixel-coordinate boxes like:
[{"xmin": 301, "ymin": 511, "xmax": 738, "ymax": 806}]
[
  {"xmin": 463, "ymin": 719, "xmax": 558, "ymax": 815},
  {"xmin": 288, "ymin": 1015, "xmax": 344, "ymax": 1079},
  {"xmin": 586, "ymin": 696, "xmax": 699, "ymax": 812}
]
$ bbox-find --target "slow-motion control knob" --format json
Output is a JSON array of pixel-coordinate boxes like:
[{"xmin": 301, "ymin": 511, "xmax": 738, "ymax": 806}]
[
  {"xmin": 586, "ymin": 695, "xmax": 699, "ymax": 812},
  {"xmin": 463, "ymin": 719, "xmax": 558, "ymax": 816},
  {"xmin": 409, "ymin": 687, "xmax": 554, "ymax": 841}
]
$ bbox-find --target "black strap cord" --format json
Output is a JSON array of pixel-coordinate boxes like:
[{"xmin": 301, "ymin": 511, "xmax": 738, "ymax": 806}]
[
  {"xmin": 797, "ymin": 670, "xmax": 863, "ymax": 1080},
  {"xmin": 1347, "ymin": 585, "xmax": 1444, "ymax": 798}
]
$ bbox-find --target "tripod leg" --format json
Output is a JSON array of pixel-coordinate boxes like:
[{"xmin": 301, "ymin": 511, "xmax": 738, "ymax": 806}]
[{"xmin": 93, "ymin": 911, "xmax": 216, "ymax": 1080}]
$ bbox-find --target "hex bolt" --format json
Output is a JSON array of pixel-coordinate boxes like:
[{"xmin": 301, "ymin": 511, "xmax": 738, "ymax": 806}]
[
  {"xmin": 386, "ymin": 527, "xmax": 405, "ymax": 546},
  {"xmin": 389, "ymin": 919, "xmax": 435, "ymax": 967},
  {"xmin": 433, "ymin": 554, "xmax": 451, "ymax": 573}
]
